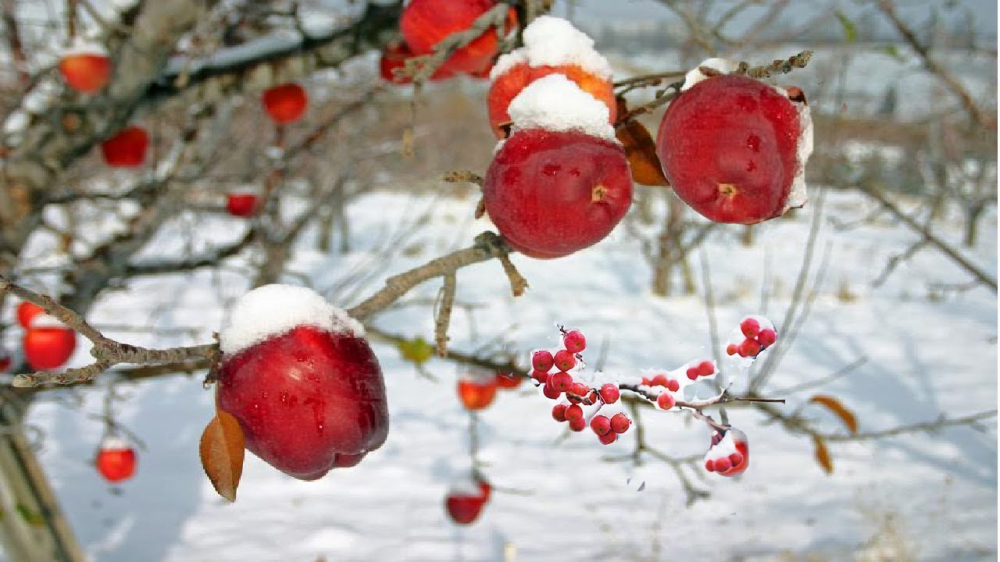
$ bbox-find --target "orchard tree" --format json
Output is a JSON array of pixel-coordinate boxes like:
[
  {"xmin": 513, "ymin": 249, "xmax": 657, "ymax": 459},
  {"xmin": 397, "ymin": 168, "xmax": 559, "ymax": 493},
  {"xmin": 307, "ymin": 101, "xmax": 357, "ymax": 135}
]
[{"xmin": 0, "ymin": 1, "xmax": 994, "ymax": 560}]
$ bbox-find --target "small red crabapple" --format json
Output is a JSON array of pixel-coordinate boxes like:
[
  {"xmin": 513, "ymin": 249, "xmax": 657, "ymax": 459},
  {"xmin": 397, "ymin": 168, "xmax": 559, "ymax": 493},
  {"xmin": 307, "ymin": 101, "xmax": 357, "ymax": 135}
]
[
  {"xmin": 738, "ymin": 339, "xmax": 762, "ymax": 358},
  {"xmin": 713, "ymin": 456, "xmax": 732, "ymax": 473},
  {"xmin": 757, "ymin": 328, "xmax": 777, "ymax": 347},
  {"xmin": 532, "ymin": 350, "xmax": 554, "ymax": 372},
  {"xmin": 696, "ymin": 361, "xmax": 715, "ymax": 377},
  {"xmin": 542, "ymin": 381, "xmax": 561, "ymax": 399},
  {"xmin": 550, "ymin": 371, "xmax": 573, "ymax": 393},
  {"xmin": 531, "ymin": 369, "xmax": 549, "ymax": 384},
  {"xmin": 562, "ymin": 330, "xmax": 586, "ymax": 353},
  {"xmin": 552, "ymin": 404, "xmax": 568, "ymax": 422},
  {"xmin": 740, "ymin": 318, "xmax": 760, "ymax": 338},
  {"xmin": 564, "ymin": 404, "xmax": 584, "ymax": 423},
  {"xmin": 553, "ymin": 349, "xmax": 576, "ymax": 371},
  {"xmin": 685, "ymin": 367, "xmax": 699, "ymax": 381},
  {"xmin": 726, "ymin": 343, "xmax": 738, "ymax": 356},
  {"xmin": 570, "ymin": 382, "xmax": 590, "ymax": 399},
  {"xmin": 568, "ymin": 417, "xmax": 586, "ymax": 432},
  {"xmin": 729, "ymin": 452, "xmax": 744, "ymax": 467},
  {"xmin": 666, "ymin": 379, "xmax": 680, "ymax": 392},
  {"xmin": 705, "ymin": 459, "xmax": 716, "ymax": 472},
  {"xmin": 598, "ymin": 432, "xmax": 618, "ymax": 445},
  {"xmin": 599, "ymin": 383, "xmax": 620, "ymax": 404},
  {"xmin": 651, "ymin": 373, "xmax": 668, "ymax": 387},
  {"xmin": 590, "ymin": 415, "xmax": 611, "ymax": 436},
  {"xmin": 656, "ymin": 393, "xmax": 675, "ymax": 410},
  {"xmin": 610, "ymin": 413, "xmax": 631, "ymax": 434}
]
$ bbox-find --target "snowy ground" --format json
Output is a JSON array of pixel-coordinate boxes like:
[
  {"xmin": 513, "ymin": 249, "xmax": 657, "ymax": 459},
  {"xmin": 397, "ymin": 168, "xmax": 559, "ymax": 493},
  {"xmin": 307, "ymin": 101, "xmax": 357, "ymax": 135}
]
[{"xmin": 19, "ymin": 184, "xmax": 997, "ymax": 562}]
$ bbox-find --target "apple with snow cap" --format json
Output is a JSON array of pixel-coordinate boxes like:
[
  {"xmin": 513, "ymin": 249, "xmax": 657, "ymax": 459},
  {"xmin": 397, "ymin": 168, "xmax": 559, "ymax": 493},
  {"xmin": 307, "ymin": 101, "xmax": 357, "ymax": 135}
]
[
  {"xmin": 488, "ymin": 16, "xmax": 615, "ymax": 138},
  {"xmin": 96, "ymin": 436, "xmax": 137, "ymax": 483},
  {"xmin": 59, "ymin": 40, "xmax": 111, "ymax": 94},
  {"xmin": 23, "ymin": 314, "xmax": 77, "ymax": 370},
  {"xmin": 483, "ymin": 75, "xmax": 633, "ymax": 259},
  {"xmin": 703, "ymin": 427, "xmax": 749, "ymax": 477},
  {"xmin": 656, "ymin": 59, "xmax": 813, "ymax": 224},
  {"xmin": 215, "ymin": 284, "xmax": 388, "ymax": 481}
]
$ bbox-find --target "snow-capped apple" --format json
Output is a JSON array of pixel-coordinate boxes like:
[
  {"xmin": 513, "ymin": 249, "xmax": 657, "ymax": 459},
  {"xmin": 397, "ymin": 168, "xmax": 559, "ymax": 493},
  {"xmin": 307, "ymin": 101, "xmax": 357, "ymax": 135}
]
[
  {"xmin": 59, "ymin": 41, "xmax": 111, "ymax": 93},
  {"xmin": 23, "ymin": 315, "xmax": 76, "ymax": 370},
  {"xmin": 483, "ymin": 75, "xmax": 633, "ymax": 258},
  {"xmin": 16, "ymin": 301, "xmax": 43, "ymax": 328},
  {"xmin": 96, "ymin": 436, "xmax": 137, "ymax": 483},
  {"xmin": 226, "ymin": 189, "xmax": 259, "ymax": 218},
  {"xmin": 457, "ymin": 371, "xmax": 498, "ymax": 410},
  {"xmin": 444, "ymin": 478, "xmax": 490, "ymax": 525},
  {"xmin": 261, "ymin": 83, "xmax": 308, "ymax": 124},
  {"xmin": 379, "ymin": 39, "xmax": 457, "ymax": 84},
  {"xmin": 215, "ymin": 284, "xmax": 388, "ymax": 480},
  {"xmin": 400, "ymin": 0, "xmax": 516, "ymax": 76},
  {"xmin": 488, "ymin": 16, "xmax": 615, "ymax": 138},
  {"xmin": 656, "ymin": 61, "xmax": 812, "ymax": 224},
  {"xmin": 100, "ymin": 126, "xmax": 148, "ymax": 168},
  {"xmin": 704, "ymin": 428, "xmax": 749, "ymax": 477}
]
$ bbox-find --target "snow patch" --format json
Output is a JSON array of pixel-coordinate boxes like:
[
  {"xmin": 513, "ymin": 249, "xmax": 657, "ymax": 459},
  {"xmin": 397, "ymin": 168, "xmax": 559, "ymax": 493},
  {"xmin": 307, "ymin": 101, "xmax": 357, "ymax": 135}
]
[
  {"xmin": 219, "ymin": 284, "xmax": 363, "ymax": 356},
  {"xmin": 491, "ymin": 16, "xmax": 611, "ymax": 80},
  {"xmin": 680, "ymin": 57, "xmax": 741, "ymax": 91},
  {"xmin": 100, "ymin": 435, "xmax": 131, "ymax": 451},
  {"xmin": 62, "ymin": 38, "xmax": 108, "ymax": 58},
  {"xmin": 29, "ymin": 314, "xmax": 69, "ymax": 329},
  {"xmin": 506, "ymin": 74, "xmax": 615, "ymax": 141}
]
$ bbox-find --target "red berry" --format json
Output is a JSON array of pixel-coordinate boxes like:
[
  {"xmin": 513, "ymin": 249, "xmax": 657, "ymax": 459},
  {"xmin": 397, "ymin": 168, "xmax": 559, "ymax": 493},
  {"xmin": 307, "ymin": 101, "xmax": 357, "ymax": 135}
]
[
  {"xmin": 598, "ymin": 383, "xmax": 620, "ymax": 404},
  {"xmin": 713, "ymin": 456, "xmax": 732, "ymax": 472},
  {"xmin": 656, "ymin": 74, "xmax": 810, "ymax": 224},
  {"xmin": 531, "ymin": 350, "xmax": 554, "ymax": 372},
  {"xmin": 483, "ymin": 129, "xmax": 633, "ymax": 258},
  {"xmin": 728, "ymin": 452, "xmax": 744, "ymax": 467},
  {"xmin": 726, "ymin": 343, "xmax": 738, "ymax": 356},
  {"xmin": 495, "ymin": 372, "xmax": 522, "ymax": 389},
  {"xmin": 100, "ymin": 126, "xmax": 149, "ymax": 168},
  {"xmin": 553, "ymin": 349, "xmax": 576, "ymax": 371},
  {"xmin": 704, "ymin": 459, "xmax": 716, "ymax": 472},
  {"xmin": 719, "ymin": 430, "xmax": 750, "ymax": 477},
  {"xmin": 457, "ymin": 376, "xmax": 499, "ymax": 411},
  {"xmin": 562, "ymin": 330, "xmax": 587, "ymax": 353},
  {"xmin": 531, "ymin": 369, "xmax": 549, "ymax": 384},
  {"xmin": 610, "ymin": 412, "xmax": 630, "ymax": 434},
  {"xmin": 757, "ymin": 328, "xmax": 777, "ymax": 347},
  {"xmin": 551, "ymin": 403, "xmax": 568, "ymax": 422},
  {"xmin": 262, "ymin": 83, "xmax": 308, "ymax": 124},
  {"xmin": 226, "ymin": 192, "xmax": 259, "ymax": 217},
  {"xmin": 685, "ymin": 367, "xmax": 699, "ymax": 381},
  {"xmin": 665, "ymin": 379, "xmax": 680, "ymax": 392},
  {"xmin": 651, "ymin": 373, "xmax": 669, "ymax": 387},
  {"xmin": 740, "ymin": 318, "xmax": 760, "ymax": 338},
  {"xmin": 16, "ymin": 301, "xmax": 43, "ymax": 328},
  {"xmin": 550, "ymin": 371, "xmax": 573, "ymax": 393},
  {"xmin": 656, "ymin": 393, "xmax": 675, "ymax": 410},
  {"xmin": 590, "ymin": 415, "xmax": 611, "ymax": 436},
  {"xmin": 445, "ymin": 492, "xmax": 487, "ymax": 525},
  {"xmin": 569, "ymin": 382, "xmax": 590, "ymax": 399},
  {"xmin": 23, "ymin": 322, "xmax": 76, "ymax": 370},
  {"xmin": 96, "ymin": 437, "xmax": 137, "ymax": 483},
  {"xmin": 696, "ymin": 361, "xmax": 715, "ymax": 377},
  {"xmin": 60, "ymin": 51, "xmax": 111, "ymax": 93},
  {"xmin": 641, "ymin": 377, "xmax": 653, "ymax": 386},
  {"xmin": 564, "ymin": 404, "xmax": 584, "ymax": 423},
  {"xmin": 597, "ymin": 431, "xmax": 618, "ymax": 445},
  {"xmin": 568, "ymin": 417, "xmax": 586, "ymax": 432},
  {"xmin": 542, "ymin": 382, "xmax": 561, "ymax": 400},
  {"xmin": 738, "ymin": 339, "xmax": 762, "ymax": 358}
]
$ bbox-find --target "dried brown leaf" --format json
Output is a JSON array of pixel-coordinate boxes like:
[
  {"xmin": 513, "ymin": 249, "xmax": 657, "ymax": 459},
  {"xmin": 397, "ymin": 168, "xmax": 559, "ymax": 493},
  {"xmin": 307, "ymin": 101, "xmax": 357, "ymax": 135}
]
[
  {"xmin": 813, "ymin": 435, "xmax": 833, "ymax": 474},
  {"xmin": 199, "ymin": 410, "xmax": 245, "ymax": 502},
  {"xmin": 810, "ymin": 394, "xmax": 858, "ymax": 435},
  {"xmin": 615, "ymin": 97, "xmax": 669, "ymax": 187}
]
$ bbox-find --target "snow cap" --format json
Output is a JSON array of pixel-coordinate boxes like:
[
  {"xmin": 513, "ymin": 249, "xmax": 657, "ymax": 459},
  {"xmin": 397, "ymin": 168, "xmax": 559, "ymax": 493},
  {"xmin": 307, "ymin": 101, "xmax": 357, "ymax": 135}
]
[
  {"xmin": 29, "ymin": 314, "xmax": 69, "ymax": 329},
  {"xmin": 680, "ymin": 58, "xmax": 741, "ymax": 91},
  {"xmin": 219, "ymin": 284, "xmax": 363, "ymax": 356},
  {"xmin": 507, "ymin": 74, "xmax": 615, "ymax": 141},
  {"xmin": 100, "ymin": 435, "xmax": 131, "ymax": 451},
  {"xmin": 62, "ymin": 37, "xmax": 108, "ymax": 58},
  {"xmin": 491, "ymin": 15, "xmax": 612, "ymax": 81}
]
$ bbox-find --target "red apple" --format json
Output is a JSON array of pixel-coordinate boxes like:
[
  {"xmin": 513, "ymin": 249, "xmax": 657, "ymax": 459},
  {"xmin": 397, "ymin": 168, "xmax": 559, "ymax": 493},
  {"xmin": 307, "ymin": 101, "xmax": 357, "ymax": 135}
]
[
  {"xmin": 400, "ymin": 0, "xmax": 516, "ymax": 76},
  {"xmin": 656, "ymin": 73, "xmax": 810, "ymax": 224},
  {"xmin": 379, "ymin": 39, "xmax": 458, "ymax": 84},
  {"xmin": 226, "ymin": 191, "xmax": 259, "ymax": 217},
  {"xmin": 215, "ymin": 285, "xmax": 387, "ymax": 480},
  {"xmin": 488, "ymin": 64, "xmax": 615, "ymax": 139},
  {"xmin": 96, "ymin": 436, "xmax": 137, "ymax": 483},
  {"xmin": 16, "ymin": 301, "xmax": 43, "ymax": 328},
  {"xmin": 262, "ymin": 83, "xmax": 308, "ymax": 125},
  {"xmin": 483, "ymin": 128, "xmax": 633, "ymax": 258},
  {"xmin": 457, "ymin": 373, "xmax": 498, "ymax": 410},
  {"xmin": 23, "ymin": 317, "xmax": 76, "ymax": 370},
  {"xmin": 100, "ymin": 126, "xmax": 149, "ymax": 168},
  {"xmin": 59, "ymin": 47, "xmax": 111, "ymax": 93},
  {"xmin": 445, "ymin": 490, "xmax": 487, "ymax": 525}
]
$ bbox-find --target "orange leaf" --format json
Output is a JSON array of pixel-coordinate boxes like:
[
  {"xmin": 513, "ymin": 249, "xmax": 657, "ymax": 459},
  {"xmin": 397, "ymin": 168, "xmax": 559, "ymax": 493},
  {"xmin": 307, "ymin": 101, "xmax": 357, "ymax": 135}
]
[
  {"xmin": 810, "ymin": 394, "xmax": 858, "ymax": 435},
  {"xmin": 199, "ymin": 410, "xmax": 245, "ymax": 502},
  {"xmin": 615, "ymin": 97, "xmax": 669, "ymax": 187},
  {"xmin": 813, "ymin": 435, "xmax": 833, "ymax": 474}
]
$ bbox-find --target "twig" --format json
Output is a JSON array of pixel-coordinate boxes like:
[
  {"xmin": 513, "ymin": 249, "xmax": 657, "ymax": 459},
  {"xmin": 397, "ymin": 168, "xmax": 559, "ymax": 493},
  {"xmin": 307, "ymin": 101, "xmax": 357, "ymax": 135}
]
[{"xmin": 434, "ymin": 273, "xmax": 456, "ymax": 357}]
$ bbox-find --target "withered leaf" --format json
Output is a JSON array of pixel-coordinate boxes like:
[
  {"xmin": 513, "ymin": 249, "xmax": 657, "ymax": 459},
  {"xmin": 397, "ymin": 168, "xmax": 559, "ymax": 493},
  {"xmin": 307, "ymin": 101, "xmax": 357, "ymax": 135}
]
[
  {"xmin": 813, "ymin": 435, "xmax": 833, "ymax": 474},
  {"xmin": 614, "ymin": 97, "xmax": 669, "ymax": 187},
  {"xmin": 810, "ymin": 394, "xmax": 858, "ymax": 435},
  {"xmin": 199, "ymin": 410, "xmax": 245, "ymax": 502}
]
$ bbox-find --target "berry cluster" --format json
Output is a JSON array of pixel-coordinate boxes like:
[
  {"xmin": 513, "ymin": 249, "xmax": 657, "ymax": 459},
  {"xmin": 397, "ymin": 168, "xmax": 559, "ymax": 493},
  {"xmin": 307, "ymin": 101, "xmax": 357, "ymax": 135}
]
[
  {"xmin": 703, "ymin": 428, "xmax": 749, "ymax": 477},
  {"xmin": 725, "ymin": 316, "xmax": 778, "ymax": 359},
  {"xmin": 530, "ymin": 329, "xmax": 632, "ymax": 446}
]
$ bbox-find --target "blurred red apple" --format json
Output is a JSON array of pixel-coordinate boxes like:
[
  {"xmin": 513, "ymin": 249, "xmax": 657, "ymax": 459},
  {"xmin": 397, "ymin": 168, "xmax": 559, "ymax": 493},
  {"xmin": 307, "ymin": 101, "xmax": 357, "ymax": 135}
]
[
  {"xmin": 100, "ymin": 126, "xmax": 148, "ymax": 168},
  {"xmin": 262, "ymin": 83, "xmax": 308, "ymax": 125}
]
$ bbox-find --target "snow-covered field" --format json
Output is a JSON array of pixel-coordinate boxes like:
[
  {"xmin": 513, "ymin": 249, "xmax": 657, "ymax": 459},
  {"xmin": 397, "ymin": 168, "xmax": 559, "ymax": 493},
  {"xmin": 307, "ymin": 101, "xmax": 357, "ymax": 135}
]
[{"xmin": 20, "ymin": 184, "xmax": 997, "ymax": 562}]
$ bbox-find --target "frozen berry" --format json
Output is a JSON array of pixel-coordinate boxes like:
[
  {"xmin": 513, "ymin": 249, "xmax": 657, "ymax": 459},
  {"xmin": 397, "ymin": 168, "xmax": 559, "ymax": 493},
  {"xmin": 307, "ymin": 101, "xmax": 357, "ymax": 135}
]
[
  {"xmin": 738, "ymin": 339, "xmax": 762, "ymax": 358},
  {"xmin": 610, "ymin": 413, "xmax": 631, "ymax": 434},
  {"xmin": 590, "ymin": 415, "xmax": 611, "ymax": 436},
  {"xmin": 564, "ymin": 404, "xmax": 584, "ymax": 423},
  {"xmin": 552, "ymin": 403, "xmax": 568, "ymax": 422},
  {"xmin": 740, "ymin": 318, "xmax": 760, "ymax": 338},
  {"xmin": 656, "ymin": 393, "xmax": 675, "ymax": 410},
  {"xmin": 757, "ymin": 328, "xmax": 777, "ymax": 347},
  {"xmin": 531, "ymin": 369, "xmax": 550, "ymax": 384},
  {"xmin": 597, "ymin": 431, "xmax": 618, "ymax": 445},
  {"xmin": 553, "ymin": 349, "xmax": 576, "ymax": 371},
  {"xmin": 726, "ymin": 343, "xmax": 738, "ymax": 356},
  {"xmin": 568, "ymin": 417, "xmax": 586, "ymax": 432},
  {"xmin": 562, "ymin": 329, "xmax": 587, "ymax": 353},
  {"xmin": 696, "ymin": 361, "xmax": 715, "ymax": 377},
  {"xmin": 550, "ymin": 371, "xmax": 573, "ymax": 393},
  {"xmin": 532, "ymin": 350, "xmax": 554, "ymax": 372},
  {"xmin": 665, "ymin": 379, "xmax": 680, "ymax": 393},
  {"xmin": 598, "ymin": 383, "xmax": 620, "ymax": 404}
]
